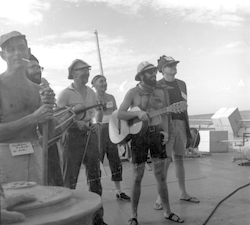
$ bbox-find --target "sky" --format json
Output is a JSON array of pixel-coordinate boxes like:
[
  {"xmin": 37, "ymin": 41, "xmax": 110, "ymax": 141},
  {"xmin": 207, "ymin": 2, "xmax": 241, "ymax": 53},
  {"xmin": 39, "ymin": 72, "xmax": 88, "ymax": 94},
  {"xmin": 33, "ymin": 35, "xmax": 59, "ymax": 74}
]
[{"xmin": 0, "ymin": 0, "xmax": 249, "ymax": 115}]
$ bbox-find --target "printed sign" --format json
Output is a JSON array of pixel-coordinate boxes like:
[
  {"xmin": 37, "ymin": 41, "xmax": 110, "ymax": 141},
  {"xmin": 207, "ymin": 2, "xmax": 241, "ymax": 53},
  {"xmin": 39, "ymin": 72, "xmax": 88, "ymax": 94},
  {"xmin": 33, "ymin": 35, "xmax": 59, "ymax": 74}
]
[
  {"xmin": 9, "ymin": 142, "xmax": 34, "ymax": 156},
  {"xmin": 181, "ymin": 92, "xmax": 187, "ymax": 100},
  {"xmin": 106, "ymin": 101, "xmax": 113, "ymax": 108}
]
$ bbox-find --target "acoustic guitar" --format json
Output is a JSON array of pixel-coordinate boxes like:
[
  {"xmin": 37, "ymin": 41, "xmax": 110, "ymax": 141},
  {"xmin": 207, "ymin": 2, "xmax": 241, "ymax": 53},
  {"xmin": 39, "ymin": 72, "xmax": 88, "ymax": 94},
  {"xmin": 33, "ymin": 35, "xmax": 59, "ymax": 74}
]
[{"xmin": 109, "ymin": 101, "xmax": 187, "ymax": 144}]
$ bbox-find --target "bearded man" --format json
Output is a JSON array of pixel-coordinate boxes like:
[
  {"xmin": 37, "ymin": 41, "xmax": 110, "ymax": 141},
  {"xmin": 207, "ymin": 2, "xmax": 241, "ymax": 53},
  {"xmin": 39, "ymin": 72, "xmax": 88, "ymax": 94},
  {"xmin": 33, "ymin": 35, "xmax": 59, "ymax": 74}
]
[{"xmin": 117, "ymin": 61, "xmax": 184, "ymax": 224}]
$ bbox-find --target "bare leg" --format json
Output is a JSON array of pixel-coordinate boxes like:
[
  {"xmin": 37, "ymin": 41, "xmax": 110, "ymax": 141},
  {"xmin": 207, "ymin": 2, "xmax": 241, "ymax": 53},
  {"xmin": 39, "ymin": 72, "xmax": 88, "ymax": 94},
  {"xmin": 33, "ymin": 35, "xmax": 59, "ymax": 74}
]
[
  {"xmin": 153, "ymin": 158, "xmax": 184, "ymax": 222},
  {"xmin": 155, "ymin": 158, "xmax": 171, "ymax": 205},
  {"xmin": 114, "ymin": 181, "xmax": 121, "ymax": 191},
  {"xmin": 152, "ymin": 158, "xmax": 171, "ymax": 215},
  {"xmin": 173, "ymin": 155, "xmax": 189, "ymax": 199},
  {"xmin": 131, "ymin": 163, "xmax": 145, "ymax": 219}
]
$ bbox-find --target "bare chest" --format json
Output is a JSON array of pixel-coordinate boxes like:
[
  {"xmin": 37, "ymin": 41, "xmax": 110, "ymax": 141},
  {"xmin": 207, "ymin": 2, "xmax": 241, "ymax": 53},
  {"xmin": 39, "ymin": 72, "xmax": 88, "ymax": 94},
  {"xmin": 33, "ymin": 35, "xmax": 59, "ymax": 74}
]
[
  {"xmin": 132, "ymin": 92, "xmax": 164, "ymax": 112},
  {"xmin": 0, "ymin": 84, "xmax": 40, "ymax": 122}
]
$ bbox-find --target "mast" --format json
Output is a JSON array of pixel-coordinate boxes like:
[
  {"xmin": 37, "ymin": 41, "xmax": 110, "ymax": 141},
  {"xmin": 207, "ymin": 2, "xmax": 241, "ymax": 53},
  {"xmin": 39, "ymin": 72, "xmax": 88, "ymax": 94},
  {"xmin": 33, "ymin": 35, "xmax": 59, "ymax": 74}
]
[{"xmin": 94, "ymin": 30, "xmax": 104, "ymax": 75}]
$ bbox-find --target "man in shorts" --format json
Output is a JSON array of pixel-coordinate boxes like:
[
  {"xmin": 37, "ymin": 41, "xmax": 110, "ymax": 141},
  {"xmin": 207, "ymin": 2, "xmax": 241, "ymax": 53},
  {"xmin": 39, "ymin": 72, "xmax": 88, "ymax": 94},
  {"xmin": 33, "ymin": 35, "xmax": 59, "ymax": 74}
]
[
  {"xmin": 153, "ymin": 55, "xmax": 200, "ymax": 210},
  {"xmin": 117, "ymin": 61, "xmax": 184, "ymax": 224},
  {"xmin": 92, "ymin": 74, "xmax": 130, "ymax": 201}
]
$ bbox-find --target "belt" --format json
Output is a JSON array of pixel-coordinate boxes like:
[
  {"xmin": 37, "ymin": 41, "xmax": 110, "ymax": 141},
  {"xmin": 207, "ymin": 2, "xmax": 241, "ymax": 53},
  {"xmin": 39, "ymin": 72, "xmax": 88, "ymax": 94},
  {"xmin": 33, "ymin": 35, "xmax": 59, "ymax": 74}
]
[
  {"xmin": 148, "ymin": 124, "xmax": 161, "ymax": 132},
  {"xmin": 172, "ymin": 118, "xmax": 185, "ymax": 121}
]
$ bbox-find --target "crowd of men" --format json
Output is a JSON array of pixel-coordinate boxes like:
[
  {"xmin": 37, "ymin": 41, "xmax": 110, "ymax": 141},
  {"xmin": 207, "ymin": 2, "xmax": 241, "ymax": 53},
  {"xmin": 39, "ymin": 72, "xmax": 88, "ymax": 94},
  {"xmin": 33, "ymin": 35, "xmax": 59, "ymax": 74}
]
[{"xmin": 0, "ymin": 31, "xmax": 199, "ymax": 225}]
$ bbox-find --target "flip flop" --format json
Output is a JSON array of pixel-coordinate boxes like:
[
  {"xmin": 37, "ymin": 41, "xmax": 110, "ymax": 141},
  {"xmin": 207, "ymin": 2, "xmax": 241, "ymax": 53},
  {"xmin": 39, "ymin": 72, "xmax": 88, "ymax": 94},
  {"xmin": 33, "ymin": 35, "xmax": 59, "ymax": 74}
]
[
  {"xmin": 153, "ymin": 202, "xmax": 163, "ymax": 210},
  {"xmin": 128, "ymin": 218, "xmax": 139, "ymax": 225},
  {"xmin": 165, "ymin": 213, "xmax": 184, "ymax": 223},
  {"xmin": 180, "ymin": 196, "xmax": 200, "ymax": 203}
]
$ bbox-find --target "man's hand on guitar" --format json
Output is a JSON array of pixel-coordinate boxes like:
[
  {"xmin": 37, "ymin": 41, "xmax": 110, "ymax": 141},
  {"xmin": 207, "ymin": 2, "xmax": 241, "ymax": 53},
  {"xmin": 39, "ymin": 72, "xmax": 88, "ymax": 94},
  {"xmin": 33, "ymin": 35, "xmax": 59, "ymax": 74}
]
[
  {"xmin": 160, "ymin": 131, "xmax": 169, "ymax": 145},
  {"xmin": 137, "ymin": 111, "xmax": 150, "ymax": 121}
]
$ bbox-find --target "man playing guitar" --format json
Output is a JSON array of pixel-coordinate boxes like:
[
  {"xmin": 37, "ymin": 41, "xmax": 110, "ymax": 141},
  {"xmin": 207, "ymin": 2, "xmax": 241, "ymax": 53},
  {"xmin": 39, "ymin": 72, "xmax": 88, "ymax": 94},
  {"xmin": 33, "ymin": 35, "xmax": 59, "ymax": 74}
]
[{"xmin": 117, "ymin": 61, "xmax": 184, "ymax": 224}]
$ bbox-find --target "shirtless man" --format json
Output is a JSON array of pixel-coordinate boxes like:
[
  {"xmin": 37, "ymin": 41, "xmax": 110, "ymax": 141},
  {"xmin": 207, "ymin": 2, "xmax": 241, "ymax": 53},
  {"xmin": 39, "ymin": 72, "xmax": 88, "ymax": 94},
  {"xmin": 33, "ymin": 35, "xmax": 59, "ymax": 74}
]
[
  {"xmin": 92, "ymin": 75, "xmax": 130, "ymax": 201},
  {"xmin": 0, "ymin": 31, "xmax": 55, "ymax": 185},
  {"xmin": 117, "ymin": 61, "xmax": 184, "ymax": 224}
]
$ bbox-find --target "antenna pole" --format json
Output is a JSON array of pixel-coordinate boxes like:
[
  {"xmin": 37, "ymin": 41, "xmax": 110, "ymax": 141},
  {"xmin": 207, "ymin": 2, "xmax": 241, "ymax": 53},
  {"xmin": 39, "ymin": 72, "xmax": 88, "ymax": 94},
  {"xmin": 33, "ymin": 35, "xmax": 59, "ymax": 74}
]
[{"xmin": 94, "ymin": 30, "xmax": 104, "ymax": 75}]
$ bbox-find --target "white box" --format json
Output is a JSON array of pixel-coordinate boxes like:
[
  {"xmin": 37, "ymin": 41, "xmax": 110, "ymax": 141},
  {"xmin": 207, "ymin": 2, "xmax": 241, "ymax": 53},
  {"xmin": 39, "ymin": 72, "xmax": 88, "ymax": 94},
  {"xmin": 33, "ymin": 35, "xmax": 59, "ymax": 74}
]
[
  {"xmin": 220, "ymin": 108, "xmax": 242, "ymax": 136},
  {"xmin": 199, "ymin": 130, "xmax": 228, "ymax": 153},
  {"xmin": 211, "ymin": 108, "xmax": 228, "ymax": 131}
]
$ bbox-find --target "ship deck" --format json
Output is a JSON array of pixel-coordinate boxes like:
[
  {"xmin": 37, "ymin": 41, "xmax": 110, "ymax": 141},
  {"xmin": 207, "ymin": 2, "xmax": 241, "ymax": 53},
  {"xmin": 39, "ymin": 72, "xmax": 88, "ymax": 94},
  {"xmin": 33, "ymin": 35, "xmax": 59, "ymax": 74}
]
[{"xmin": 77, "ymin": 149, "xmax": 250, "ymax": 225}]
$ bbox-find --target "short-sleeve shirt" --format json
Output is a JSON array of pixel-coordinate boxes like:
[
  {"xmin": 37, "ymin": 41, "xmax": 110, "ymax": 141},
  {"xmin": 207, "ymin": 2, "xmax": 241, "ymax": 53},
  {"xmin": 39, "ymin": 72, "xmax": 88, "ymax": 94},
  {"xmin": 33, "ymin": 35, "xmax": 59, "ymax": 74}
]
[{"xmin": 57, "ymin": 84, "xmax": 98, "ymax": 122}]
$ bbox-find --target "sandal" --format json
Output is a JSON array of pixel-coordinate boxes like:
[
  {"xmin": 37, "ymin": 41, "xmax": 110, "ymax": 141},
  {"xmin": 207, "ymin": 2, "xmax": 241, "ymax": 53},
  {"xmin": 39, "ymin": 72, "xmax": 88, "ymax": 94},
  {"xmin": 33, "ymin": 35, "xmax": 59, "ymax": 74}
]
[
  {"xmin": 180, "ymin": 196, "xmax": 200, "ymax": 203},
  {"xmin": 165, "ymin": 213, "xmax": 184, "ymax": 223},
  {"xmin": 153, "ymin": 202, "xmax": 163, "ymax": 210},
  {"xmin": 128, "ymin": 218, "xmax": 139, "ymax": 225}
]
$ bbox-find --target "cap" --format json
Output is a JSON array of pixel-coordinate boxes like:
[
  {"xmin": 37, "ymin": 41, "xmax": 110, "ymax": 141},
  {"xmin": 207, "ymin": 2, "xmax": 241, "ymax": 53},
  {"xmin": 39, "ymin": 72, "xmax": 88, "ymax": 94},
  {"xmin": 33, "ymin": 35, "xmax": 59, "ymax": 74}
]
[
  {"xmin": 157, "ymin": 55, "xmax": 180, "ymax": 73},
  {"xmin": 91, "ymin": 74, "xmax": 105, "ymax": 86},
  {"xmin": 29, "ymin": 54, "xmax": 39, "ymax": 63},
  {"xmin": 135, "ymin": 61, "xmax": 156, "ymax": 81},
  {"xmin": 68, "ymin": 59, "xmax": 91, "ymax": 79},
  {"xmin": 0, "ymin": 31, "xmax": 26, "ymax": 48}
]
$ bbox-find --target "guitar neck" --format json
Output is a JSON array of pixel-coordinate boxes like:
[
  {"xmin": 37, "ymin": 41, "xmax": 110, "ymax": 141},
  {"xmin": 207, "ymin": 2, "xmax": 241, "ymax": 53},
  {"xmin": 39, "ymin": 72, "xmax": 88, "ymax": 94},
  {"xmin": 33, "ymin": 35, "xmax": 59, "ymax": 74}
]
[{"xmin": 148, "ymin": 106, "xmax": 170, "ymax": 119}]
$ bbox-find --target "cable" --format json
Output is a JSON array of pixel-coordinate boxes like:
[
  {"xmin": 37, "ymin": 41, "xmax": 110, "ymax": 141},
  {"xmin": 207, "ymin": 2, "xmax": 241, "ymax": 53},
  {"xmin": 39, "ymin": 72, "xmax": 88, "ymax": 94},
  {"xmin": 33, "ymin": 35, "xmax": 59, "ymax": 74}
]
[{"xmin": 202, "ymin": 182, "xmax": 250, "ymax": 225}]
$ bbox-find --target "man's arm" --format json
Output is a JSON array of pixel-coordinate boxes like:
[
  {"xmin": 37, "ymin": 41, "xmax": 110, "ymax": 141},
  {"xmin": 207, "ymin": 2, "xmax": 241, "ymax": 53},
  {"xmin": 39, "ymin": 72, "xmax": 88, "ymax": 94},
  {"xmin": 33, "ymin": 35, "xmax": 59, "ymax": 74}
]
[
  {"xmin": 156, "ymin": 89, "xmax": 169, "ymax": 144},
  {"xmin": 117, "ymin": 89, "xmax": 148, "ymax": 121},
  {"xmin": 117, "ymin": 90, "xmax": 137, "ymax": 120},
  {"xmin": 111, "ymin": 95, "xmax": 117, "ymax": 111},
  {"xmin": 0, "ymin": 104, "xmax": 54, "ymax": 142},
  {"xmin": 0, "ymin": 114, "xmax": 39, "ymax": 142}
]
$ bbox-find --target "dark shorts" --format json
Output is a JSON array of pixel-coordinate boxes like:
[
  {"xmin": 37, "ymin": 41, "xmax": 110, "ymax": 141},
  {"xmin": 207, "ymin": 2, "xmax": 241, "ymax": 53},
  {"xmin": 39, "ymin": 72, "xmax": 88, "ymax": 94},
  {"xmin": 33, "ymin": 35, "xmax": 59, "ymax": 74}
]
[{"xmin": 130, "ymin": 124, "xmax": 167, "ymax": 164}]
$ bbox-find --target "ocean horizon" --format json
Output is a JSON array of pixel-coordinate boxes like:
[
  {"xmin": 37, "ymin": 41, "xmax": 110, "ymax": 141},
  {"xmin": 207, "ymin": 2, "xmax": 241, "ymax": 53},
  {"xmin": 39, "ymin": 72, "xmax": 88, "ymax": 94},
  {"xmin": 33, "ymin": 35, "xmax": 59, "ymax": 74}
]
[{"xmin": 189, "ymin": 110, "xmax": 250, "ymax": 120}]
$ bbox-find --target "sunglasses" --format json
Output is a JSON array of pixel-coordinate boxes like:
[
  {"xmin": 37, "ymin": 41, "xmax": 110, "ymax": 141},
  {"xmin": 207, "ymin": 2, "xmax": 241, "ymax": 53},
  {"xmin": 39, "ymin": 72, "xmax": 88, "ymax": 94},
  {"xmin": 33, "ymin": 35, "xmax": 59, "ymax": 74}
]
[
  {"xmin": 144, "ymin": 68, "xmax": 157, "ymax": 75},
  {"xmin": 163, "ymin": 63, "xmax": 177, "ymax": 69}
]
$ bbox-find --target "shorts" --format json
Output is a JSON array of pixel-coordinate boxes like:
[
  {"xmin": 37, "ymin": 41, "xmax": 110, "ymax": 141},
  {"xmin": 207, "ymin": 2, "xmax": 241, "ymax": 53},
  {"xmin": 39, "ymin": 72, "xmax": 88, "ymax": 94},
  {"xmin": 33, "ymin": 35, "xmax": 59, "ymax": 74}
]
[
  {"xmin": 0, "ymin": 141, "xmax": 44, "ymax": 184},
  {"xmin": 165, "ymin": 120, "xmax": 187, "ymax": 157},
  {"xmin": 130, "ymin": 124, "xmax": 167, "ymax": 164}
]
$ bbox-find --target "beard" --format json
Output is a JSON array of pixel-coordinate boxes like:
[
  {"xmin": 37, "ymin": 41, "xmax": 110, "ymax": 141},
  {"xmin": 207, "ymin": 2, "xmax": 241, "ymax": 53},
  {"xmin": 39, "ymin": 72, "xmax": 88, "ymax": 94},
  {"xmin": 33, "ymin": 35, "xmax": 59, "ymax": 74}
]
[
  {"xmin": 143, "ymin": 76, "xmax": 156, "ymax": 87},
  {"xmin": 26, "ymin": 72, "xmax": 42, "ymax": 84}
]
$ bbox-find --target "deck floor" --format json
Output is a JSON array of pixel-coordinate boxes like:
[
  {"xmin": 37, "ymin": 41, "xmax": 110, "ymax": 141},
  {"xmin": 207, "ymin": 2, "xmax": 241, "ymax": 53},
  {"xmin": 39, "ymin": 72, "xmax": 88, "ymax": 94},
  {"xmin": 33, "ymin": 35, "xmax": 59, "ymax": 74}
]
[{"xmin": 76, "ymin": 150, "xmax": 250, "ymax": 225}]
